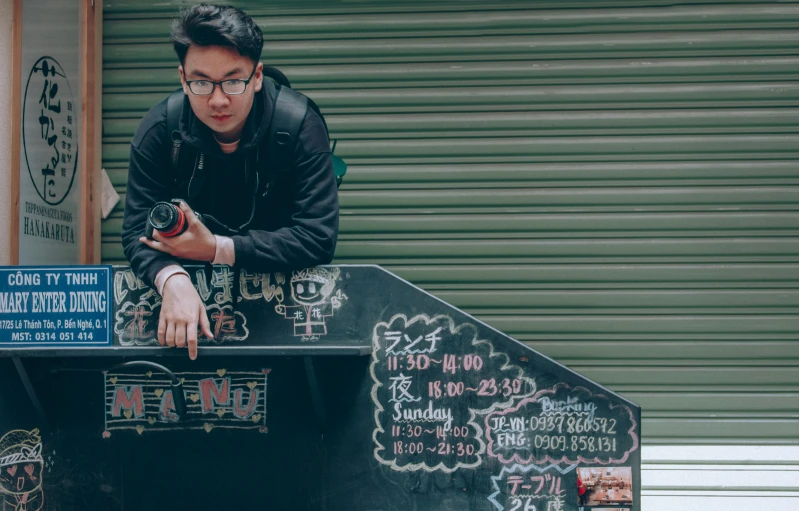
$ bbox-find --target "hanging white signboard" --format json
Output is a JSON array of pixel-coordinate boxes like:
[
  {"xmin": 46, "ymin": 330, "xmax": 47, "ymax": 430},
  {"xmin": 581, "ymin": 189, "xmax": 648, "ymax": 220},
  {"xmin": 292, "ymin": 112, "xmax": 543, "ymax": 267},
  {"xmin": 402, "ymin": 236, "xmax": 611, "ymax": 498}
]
[{"xmin": 18, "ymin": 0, "xmax": 81, "ymax": 263}]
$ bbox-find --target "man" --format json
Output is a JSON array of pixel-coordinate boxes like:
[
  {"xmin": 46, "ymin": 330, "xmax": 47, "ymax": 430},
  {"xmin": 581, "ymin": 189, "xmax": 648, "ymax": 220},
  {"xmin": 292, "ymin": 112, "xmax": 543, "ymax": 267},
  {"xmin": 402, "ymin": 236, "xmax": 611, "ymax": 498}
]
[{"xmin": 121, "ymin": 4, "xmax": 339, "ymax": 360}]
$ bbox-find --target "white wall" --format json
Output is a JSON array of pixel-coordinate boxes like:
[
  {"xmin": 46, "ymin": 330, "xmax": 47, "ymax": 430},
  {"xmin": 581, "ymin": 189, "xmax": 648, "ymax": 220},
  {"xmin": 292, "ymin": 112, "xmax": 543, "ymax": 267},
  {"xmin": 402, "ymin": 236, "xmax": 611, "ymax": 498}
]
[
  {"xmin": 0, "ymin": 0, "xmax": 12, "ymax": 265},
  {"xmin": 643, "ymin": 445, "xmax": 799, "ymax": 510}
]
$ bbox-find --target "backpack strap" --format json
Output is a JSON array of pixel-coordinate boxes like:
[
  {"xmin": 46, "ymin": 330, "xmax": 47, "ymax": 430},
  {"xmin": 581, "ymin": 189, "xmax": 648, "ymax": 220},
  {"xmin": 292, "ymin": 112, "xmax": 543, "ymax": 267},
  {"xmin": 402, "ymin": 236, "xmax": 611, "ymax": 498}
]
[
  {"xmin": 265, "ymin": 85, "xmax": 309, "ymax": 175},
  {"xmin": 265, "ymin": 65, "xmax": 330, "ymax": 138},
  {"xmin": 166, "ymin": 88, "xmax": 206, "ymax": 200},
  {"xmin": 166, "ymin": 88, "xmax": 185, "ymax": 170},
  {"xmin": 264, "ymin": 66, "xmax": 291, "ymax": 88},
  {"xmin": 264, "ymin": 68, "xmax": 339, "ymax": 187}
]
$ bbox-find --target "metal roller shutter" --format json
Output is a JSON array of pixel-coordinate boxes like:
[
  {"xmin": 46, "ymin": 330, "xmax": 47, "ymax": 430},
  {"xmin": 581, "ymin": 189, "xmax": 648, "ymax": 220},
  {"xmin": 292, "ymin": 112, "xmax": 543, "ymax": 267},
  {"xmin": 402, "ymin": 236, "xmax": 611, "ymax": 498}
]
[{"xmin": 102, "ymin": 0, "xmax": 799, "ymax": 446}]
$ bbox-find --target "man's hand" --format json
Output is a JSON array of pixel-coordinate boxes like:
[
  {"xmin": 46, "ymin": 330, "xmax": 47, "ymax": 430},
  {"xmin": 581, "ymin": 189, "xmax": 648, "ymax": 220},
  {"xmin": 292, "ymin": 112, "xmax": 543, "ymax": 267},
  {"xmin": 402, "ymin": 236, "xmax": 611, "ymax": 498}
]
[
  {"xmin": 139, "ymin": 201, "xmax": 216, "ymax": 262},
  {"xmin": 159, "ymin": 274, "xmax": 213, "ymax": 360}
]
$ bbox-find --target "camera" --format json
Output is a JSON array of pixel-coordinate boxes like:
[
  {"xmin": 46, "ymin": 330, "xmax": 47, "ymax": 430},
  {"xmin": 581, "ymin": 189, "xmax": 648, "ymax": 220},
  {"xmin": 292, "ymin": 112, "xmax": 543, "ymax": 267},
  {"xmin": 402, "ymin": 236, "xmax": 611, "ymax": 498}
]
[{"xmin": 145, "ymin": 199, "xmax": 203, "ymax": 239}]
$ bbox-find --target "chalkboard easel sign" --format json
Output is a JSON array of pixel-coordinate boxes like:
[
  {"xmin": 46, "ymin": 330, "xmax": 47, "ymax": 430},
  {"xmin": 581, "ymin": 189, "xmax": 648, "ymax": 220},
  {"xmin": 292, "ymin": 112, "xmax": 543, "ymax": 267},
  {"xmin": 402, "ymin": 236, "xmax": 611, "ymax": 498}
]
[
  {"xmin": 1, "ymin": 264, "xmax": 640, "ymax": 510},
  {"xmin": 367, "ymin": 312, "xmax": 639, "ymax": 511}
]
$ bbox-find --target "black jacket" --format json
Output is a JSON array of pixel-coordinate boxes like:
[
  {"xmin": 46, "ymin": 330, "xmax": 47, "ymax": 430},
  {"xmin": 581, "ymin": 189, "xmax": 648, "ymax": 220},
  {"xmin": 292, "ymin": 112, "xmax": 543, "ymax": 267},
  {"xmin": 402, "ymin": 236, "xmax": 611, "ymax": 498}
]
[{"xmin": 122, "ymin": 81, "xmax": 339, "ymax": 288}]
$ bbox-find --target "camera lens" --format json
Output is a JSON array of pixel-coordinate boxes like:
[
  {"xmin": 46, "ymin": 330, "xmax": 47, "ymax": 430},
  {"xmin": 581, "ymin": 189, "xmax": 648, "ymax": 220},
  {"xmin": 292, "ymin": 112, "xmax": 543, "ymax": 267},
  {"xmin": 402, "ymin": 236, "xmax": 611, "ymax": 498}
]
[
  {"xmin": 147, "ymin": 201, "xmax": 188, "ymax": 237},
  {"xmin": 149, "ymin": 203, "xmax": 178, "ymax": 231}
]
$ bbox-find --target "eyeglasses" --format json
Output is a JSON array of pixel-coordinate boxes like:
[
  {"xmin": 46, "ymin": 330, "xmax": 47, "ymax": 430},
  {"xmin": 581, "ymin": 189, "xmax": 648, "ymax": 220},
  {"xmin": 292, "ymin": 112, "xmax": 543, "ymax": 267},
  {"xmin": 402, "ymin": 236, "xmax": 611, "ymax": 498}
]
[{"xmin": 185, "ymin": 67, "xmax": 256, "ymax": 96}]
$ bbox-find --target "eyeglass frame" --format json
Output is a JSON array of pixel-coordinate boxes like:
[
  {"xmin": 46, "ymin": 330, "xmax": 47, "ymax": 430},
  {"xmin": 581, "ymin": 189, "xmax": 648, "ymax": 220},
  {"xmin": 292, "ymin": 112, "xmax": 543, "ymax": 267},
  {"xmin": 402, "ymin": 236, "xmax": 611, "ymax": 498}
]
[{"xmin": 183, "ymin": 66, "xmax": 258, "ymax": 96}]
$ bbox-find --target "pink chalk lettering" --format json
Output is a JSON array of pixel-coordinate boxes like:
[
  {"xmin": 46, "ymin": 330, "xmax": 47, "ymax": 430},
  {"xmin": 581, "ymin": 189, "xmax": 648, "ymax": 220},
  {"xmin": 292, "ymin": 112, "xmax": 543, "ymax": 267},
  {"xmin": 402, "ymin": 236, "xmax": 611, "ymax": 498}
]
[
  {"xmin": 233, "ymin": 388, "xmax": 259, "ymax": 419},
  {"xmin": 111, "ymin": 385, "xmax": 144, "ymax": 418},
  {"xmin": 159, "ymin": 390, "xmax": 179, "ymax": 422},
  {"xmin": 200, "ymin": 378, "xmax": 230, "ymax": 412}
]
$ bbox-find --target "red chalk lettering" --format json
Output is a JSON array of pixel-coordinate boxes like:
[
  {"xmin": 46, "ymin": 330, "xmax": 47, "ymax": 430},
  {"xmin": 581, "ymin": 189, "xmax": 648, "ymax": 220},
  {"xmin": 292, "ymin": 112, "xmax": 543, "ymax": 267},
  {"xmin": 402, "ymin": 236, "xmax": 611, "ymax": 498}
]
[
  {"xmin": 199, "ymin": 378, "xmax": 230, "ymax": 412},
  {"xmin": 233, "ymin": 388, "xmax": 259, "ymax": 419},
  {"xmin": 111, "ymin": 386, "xmax": 144, "ymax": 418},
  {"xmin": 159, "ymin": 390, "xmax": 179, "ymax": 422}
]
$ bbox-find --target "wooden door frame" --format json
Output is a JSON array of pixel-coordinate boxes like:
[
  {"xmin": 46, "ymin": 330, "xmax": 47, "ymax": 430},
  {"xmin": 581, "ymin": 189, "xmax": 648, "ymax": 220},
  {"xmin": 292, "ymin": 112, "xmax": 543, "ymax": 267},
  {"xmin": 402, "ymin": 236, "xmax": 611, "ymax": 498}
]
[
  {"xmin": 80, "ymin": 0, "xmax": 103, "ymax": 263},
  {"xmin": 9, "ymin": 0, "xmax": 22, "ymax": 265}
]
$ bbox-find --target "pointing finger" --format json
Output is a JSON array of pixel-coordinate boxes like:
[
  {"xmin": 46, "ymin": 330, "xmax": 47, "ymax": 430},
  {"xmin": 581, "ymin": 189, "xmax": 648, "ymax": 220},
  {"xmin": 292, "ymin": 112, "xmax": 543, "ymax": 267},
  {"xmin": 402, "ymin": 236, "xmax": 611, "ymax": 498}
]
[
  {"xmin": 200, "ymin": 308, "xmax": 214, "ymax": 341},
  {"xmin": 187, "ymin": 320, "xmax": 198, "ymax": 361}
]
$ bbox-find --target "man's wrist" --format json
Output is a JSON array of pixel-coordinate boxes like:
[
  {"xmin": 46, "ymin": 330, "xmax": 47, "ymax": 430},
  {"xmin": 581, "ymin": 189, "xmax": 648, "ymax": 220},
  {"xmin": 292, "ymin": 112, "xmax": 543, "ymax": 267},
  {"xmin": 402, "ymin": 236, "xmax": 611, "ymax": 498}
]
[
  {"xmin": 212, "ymin": 235, "xmax": 236, "ymax": 266},
  {"xmin": 154, "ymin": 265, "xmax": 190, "ymax": 295}
]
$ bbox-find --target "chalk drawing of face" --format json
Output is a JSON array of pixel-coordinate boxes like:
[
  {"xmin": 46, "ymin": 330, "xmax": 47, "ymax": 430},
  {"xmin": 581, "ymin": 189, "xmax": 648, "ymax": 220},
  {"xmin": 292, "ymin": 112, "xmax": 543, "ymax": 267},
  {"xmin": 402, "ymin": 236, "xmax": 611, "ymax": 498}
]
[
  {"xmin": 0, "ymin": 459, "xmax": 42, "ymax": 495},
  {"xmin": 289, "ymin": 269, "xmax": 338, "ymax": 306},
  {"xmin": 0, "ymin": 430, "xmax": 44, "ymax": 496}
]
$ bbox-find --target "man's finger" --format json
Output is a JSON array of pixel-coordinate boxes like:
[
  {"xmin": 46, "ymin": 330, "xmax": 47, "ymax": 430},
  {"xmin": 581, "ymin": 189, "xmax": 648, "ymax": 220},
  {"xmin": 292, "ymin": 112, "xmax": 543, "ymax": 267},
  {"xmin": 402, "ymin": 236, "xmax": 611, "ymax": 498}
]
[
  {"xmin": 179, "ymin": 201, "xmax": 199, "ymax": 224},
  {"xmin": 157, "ymin": 316, "xmax": 166, "ymax": 346},
  {"xmin": 199, "ymin": 309, "xmax": 214, "ymax": 340},
  {"xmin": 151, "ymin": 228, "xmax": 166, "ymax": 242},
  {"xmin": 187, "ymin": 320, "xmax": 199, "ymax": 361},
  {"xmin": 165, "ymin": 322, "xmax": 176, "ymax": 348},
  {"xmin": 139, "ymin": 237, "xmax": 169, "ymax": 254},
  {"xmin": 175, "ymin": 322, "xmax": 186, "ymax": 348}
]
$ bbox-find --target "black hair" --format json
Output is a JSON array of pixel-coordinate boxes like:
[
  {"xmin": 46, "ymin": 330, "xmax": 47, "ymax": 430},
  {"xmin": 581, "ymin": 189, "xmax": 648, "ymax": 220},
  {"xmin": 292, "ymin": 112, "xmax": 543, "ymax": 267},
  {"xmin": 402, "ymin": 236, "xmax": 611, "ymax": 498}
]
[{"xmin": 171, "ymin": 4, "xmax": 263, "ymax": 65}]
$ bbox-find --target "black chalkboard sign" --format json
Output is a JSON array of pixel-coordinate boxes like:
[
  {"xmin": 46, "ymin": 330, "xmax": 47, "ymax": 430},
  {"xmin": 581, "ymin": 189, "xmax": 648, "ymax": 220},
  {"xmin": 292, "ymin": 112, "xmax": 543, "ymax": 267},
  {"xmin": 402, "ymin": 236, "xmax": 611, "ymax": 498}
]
[
  {"xmin": 365, "ymin": 312, "xmax": 639, "ymax": 511},
  {"xmin": 1, "ymin": 265, "xmax": 641, "ymax": 511}
]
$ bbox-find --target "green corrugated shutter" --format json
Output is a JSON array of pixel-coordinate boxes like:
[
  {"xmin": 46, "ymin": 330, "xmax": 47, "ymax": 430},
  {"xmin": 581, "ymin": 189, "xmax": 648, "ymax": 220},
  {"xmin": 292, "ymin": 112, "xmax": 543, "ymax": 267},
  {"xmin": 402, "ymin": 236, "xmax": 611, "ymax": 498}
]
[{"xmin": 102, "ymin": 0, "xmax": 799, "ymax": 445}]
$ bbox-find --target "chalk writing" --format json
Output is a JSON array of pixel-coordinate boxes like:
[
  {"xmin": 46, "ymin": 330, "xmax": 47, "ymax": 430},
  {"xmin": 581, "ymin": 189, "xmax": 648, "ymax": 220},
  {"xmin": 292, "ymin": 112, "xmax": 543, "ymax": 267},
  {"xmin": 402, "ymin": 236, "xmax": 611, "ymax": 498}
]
[
  {"xmin": 371, "ymin": 314, "xmax": 536, "ymax": 473},
  {"xmin": 488, "ymin": 464, "xmax": 578, "ymax": 511},
  {"xmin": 385, "ymin": 326, "xmax": 442, "ymax": 355},
  {"xmin": 113, "ymin": 267, "xmax": 157, "ymax": 306},
  {"xmin": 206, "ymin": 304, "xmax": 249, "ymax": 341},
  {"xmin": 238, "ymin": 270, "xmax": 285, "ymax": 303},
  {"xmin": 103, "ymin": 369, "xmax": 269, "ymax": 435},
  {"xmin": 485, "ymin": 383, "xmax": 639, "ymax": 466},
  {"xmin": 114, "ymin": 300, "xmax": 157, "ymax": 345},
  {"xmin": 113, "ymin": 267, "xmax": 249, "ymax": 345},
  {"xmin": 112, "ymin": 266, "xmax": 350, "ymax": 345},
  {"xmin": 209, "ymin": 266, "xmax": 232, "ymax": 303}
]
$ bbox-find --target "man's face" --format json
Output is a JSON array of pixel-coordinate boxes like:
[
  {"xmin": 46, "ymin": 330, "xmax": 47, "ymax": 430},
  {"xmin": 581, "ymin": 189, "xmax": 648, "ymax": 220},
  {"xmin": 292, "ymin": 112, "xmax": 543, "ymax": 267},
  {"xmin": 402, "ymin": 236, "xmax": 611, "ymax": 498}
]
[{"xmin": 178, "ymin": 45, "xmax": 263, "ymax": 143}]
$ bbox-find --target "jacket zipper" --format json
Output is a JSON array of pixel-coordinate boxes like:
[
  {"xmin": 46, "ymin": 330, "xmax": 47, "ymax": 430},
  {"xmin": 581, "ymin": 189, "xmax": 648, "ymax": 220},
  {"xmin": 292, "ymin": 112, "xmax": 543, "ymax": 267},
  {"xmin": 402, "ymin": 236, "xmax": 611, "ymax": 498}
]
[{"xmin": 171, "ymin": 138, "xmax": 181, "ymax": 168}]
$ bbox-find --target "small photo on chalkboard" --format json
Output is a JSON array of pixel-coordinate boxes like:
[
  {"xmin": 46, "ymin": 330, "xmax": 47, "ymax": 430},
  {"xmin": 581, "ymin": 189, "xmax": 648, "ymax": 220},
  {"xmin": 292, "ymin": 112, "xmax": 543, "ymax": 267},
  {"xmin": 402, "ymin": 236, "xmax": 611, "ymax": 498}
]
[{"xmin": 577, "ymin": 467, "xmax": 633, "ymax": 508}]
